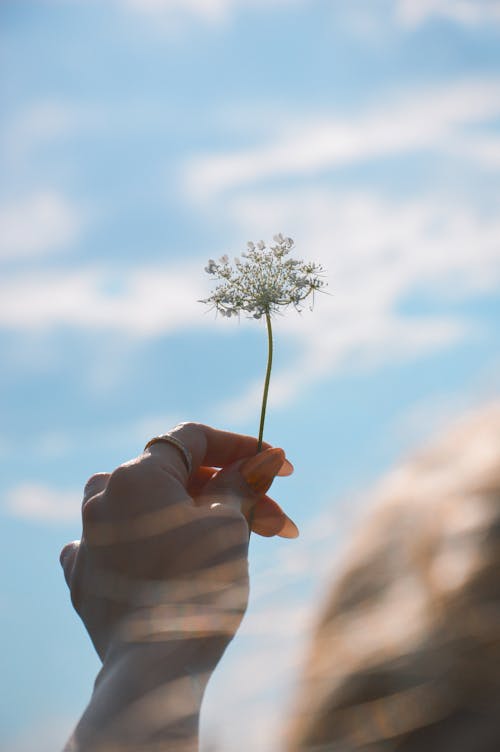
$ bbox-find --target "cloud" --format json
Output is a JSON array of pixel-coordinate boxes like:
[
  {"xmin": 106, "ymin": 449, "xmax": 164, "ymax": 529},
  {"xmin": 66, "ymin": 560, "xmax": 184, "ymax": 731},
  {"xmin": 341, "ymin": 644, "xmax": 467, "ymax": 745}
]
[
  {"xmin": 5, "ymin": 483, "xmax": 81, "ymax": 523},
  {"xmin": 214, "ymin": 187, "xmax": 499, "ymax": 421},
  {"xmin": 0, "ymin": 412, "xmax": 183, "ymax": 468},
  {"xmin": 0, "ymin": 192, "xmax": 83, "ymax": 260},
  {"xmin": 183, "ymin": 78, "xmax": 500, "ymax": 201},
  {"xmin": 182, "ymin": 78, "xmax": 500, "ymax": 416},
  {"xmin": 396, "ymin": 0, "xmax": 500, "ymax": 28},
  {"xmin": 452, "ymin": 132, "xmax": 500, "ymax": 170},
  {"xmin": 0, "ymin": 261, "xmax": 208, "ymax": 335},
  {"xmin": 124, "ymin": 0, "xmax": 230, "ymax": 23},
  {"xmin": 2, "ymin": 188, "xmax": 497, "ymax": 418},
  {"xmin": 2, "ymin": 100, "xmax": 80, "ymax": 161},
  {"xmin": 2, "ymin": 81, "xmax": 498, "ymax": 415},
  {"xmin": 122, "ymin": 0, "xmax": 304, "ymax": 25},
  {"xmin": 120, "ymin": 0, "xmax": 500, "ymax": 31}
]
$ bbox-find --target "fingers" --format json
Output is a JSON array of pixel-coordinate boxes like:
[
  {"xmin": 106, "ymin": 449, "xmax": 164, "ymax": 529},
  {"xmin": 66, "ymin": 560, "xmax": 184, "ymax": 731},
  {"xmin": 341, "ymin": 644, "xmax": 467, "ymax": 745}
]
[
  {"xmin": 190, "ymin": 465, "xmax": 298, "ymax": 537},
  {"xmin": 59, "ymin": 540, "xmax": 80, "ymax": 587},
  {"xmin": 193, "ymin": 447, "xmax": 299, "ymax": 539},
  {"xmin": 80, "ymin": 471, "xmax": 111, "ymax": 529},
  {"xmin": 240, "ymin": 449, "xmax": 298, "ymax": 537},
  {"xmin": 83, "ymin": 472, "xmax": 110, "ymax": 505},
  {"xmin": 196, "ymin": 461, "xmax": 256, "ymax": 518},
  {"xmin": 146, "ymin": 422, "xmax": 293, "ymax": 479},
  {"xmin": 60, "ymin": 474, "xmax": 110, "ymax": 585},
  {"xmin": 187, "ymin": 466, "xmax": 217, "ymax": 497},
  {"xmin": 194, "ymin": 448, "xmax": 288, "ymax": 515},
  {"xmin": 78, "ymin": 427, "xmax": 297, "ymax": 545},
  {"xmin": 251, "ymin": 496, "xmax": 299, "ymax": 539},
  {"xmin": 239, "ymin": 448, "xmax": 288, "ymax": 494}
]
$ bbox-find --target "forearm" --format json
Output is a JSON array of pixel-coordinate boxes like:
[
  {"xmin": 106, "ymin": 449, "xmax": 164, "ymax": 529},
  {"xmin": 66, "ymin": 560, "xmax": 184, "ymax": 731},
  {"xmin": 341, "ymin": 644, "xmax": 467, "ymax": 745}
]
[{"xmin": 65, "ymin": 640, "xmax": 215, "ymax": 752}]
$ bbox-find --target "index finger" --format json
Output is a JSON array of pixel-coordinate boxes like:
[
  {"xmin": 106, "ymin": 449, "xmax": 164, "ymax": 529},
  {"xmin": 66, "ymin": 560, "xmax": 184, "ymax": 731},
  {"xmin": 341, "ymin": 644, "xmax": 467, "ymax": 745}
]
[{"xmin": 149, "ymin": 422, "xmax": 293, "ymax": 477}]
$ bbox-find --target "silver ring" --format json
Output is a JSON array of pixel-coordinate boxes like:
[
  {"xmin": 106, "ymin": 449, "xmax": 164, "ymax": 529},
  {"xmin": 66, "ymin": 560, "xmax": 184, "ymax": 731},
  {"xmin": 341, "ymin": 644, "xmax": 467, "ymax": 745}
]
[{"xmin": 144, "ymin": 434, "xmax": 193, "ymax": 476}]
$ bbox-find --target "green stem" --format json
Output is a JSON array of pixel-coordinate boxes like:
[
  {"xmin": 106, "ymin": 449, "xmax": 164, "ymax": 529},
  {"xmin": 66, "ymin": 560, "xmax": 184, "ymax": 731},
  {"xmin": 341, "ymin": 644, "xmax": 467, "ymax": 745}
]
[{"xmin": 257, "ymin": 311, "xmax": 273, "ymax": 453}]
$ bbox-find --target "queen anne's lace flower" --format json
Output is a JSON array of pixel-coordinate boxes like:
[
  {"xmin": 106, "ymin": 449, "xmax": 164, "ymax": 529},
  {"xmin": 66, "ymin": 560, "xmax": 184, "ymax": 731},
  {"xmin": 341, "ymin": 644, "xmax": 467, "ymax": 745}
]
[
  {"xmin": 201, "ymin": 235, "xmax": 325, "ymax": 319},
  {"xmin": 201, "ymin": 234, "xmax": 326, "ymax": 453}
]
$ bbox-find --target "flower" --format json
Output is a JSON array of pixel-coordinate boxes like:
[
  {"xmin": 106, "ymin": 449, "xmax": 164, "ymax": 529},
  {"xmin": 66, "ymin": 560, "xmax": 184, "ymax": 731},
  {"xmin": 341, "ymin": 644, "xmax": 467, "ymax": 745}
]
[
  {"xmin": 200, "ymin": 234, "xmax": 327, "ymax": 452},
  {"xmin": 200, "ymin": 235, "xmax": 325, "ymax": 320},
  {"xmin": 204, "ymin": 259, "xmax": 217, "ymax": 274}
]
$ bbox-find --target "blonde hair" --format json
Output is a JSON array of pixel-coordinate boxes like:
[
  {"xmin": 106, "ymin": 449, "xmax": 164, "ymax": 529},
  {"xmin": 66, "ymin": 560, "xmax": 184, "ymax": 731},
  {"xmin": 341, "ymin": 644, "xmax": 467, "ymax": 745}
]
[{"xmin": 288, "ymin": 405, "xmax": 500, "ymax": 751}]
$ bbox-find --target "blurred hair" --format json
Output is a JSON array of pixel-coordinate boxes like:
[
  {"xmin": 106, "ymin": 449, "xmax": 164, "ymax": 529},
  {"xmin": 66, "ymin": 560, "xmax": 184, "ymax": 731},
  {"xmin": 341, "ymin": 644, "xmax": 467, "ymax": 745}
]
[{"xmin": 287, "ymin": 405, "xmax": 500, "ymax": 752}]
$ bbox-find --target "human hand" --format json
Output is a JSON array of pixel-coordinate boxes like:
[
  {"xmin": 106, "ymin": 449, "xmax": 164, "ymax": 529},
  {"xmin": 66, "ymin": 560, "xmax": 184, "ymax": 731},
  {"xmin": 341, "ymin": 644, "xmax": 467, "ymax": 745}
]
[{"xmin": 60, "ymin": 422, "xmax": 297, "ymax": 666}]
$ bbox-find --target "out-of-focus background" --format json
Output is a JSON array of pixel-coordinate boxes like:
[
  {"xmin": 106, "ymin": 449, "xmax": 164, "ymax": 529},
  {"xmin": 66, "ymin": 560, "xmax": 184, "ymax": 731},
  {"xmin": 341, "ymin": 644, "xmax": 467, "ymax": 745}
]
[{"xmin": 1, "ymin": 2, "xmax": 499, "ymax": 750}]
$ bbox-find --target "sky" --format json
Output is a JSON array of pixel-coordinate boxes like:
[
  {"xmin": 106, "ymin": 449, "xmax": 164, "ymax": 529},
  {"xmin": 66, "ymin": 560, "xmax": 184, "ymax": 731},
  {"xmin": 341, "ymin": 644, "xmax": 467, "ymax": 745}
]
[{"xmin": 1, "ymin": 1, "xmax": 500, "ymax": 750}]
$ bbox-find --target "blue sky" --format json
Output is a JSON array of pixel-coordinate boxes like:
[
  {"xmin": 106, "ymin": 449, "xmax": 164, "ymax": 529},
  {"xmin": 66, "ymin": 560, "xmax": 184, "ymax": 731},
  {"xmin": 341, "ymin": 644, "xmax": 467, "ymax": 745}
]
[{"xmin": 1, "ymin": 1, "xmax": 500, "ymax": 750}]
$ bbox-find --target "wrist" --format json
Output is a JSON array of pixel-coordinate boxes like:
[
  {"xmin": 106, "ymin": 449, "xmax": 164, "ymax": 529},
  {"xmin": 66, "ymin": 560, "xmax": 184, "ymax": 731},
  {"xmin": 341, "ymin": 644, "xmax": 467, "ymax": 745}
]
[
  {"xmin": 103, "ymin": 630, "xmax": 230, "ymax": 679},
  {"xmin": 69, "ymin": 639, "xmax": 217, "ymax": 751}
]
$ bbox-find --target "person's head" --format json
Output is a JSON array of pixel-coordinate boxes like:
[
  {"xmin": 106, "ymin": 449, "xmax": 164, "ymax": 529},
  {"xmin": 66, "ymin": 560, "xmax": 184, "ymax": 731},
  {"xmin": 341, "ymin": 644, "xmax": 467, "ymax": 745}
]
[{"xmin": 288, "ymin": 405, "xmax": 500, "ymax": 752}]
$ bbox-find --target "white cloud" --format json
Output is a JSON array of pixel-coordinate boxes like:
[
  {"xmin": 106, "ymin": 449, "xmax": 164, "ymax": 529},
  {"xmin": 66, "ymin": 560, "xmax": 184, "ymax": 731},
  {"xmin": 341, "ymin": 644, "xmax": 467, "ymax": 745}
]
[
  {"xmin": 183, "ymin": 78, "xmax": 500, "ymax": 200},
  {"xmin": 5, "ymin": 483, "xmax": 81, "ymax": 523},
  {"xmin": 0, "ymin": 261, "xmax": 209, "ymax": 335},
  {"xmin": 123, "ymin": 0, "xmax": 304, "ymax": 25},
  {"xmin": 215, "ymin": 187, "xmax": 499, "ymax": 420},
  {"xmin": 120, "ymin": 0, "xmax": 500, "ymax": 31},
  {"xmin": 451, "ymin": 132, "xmax": 500, "ymax": 170},
  {"xmin": 1, "ymin": 188, "xmax": 497, "ymax": 418},
  {"xmin": 0, "ymin": 412, "xmax": 183, "ymax": 465},
  {"xmin": 0, "ymin": 192, "xmax": 83, "ymax": 260},
  {"xmin": 2, "ymin": 83, "xmax": 498, "ymax": 416},
  {"xmin": 124, "ymin": 0, "xmax": 229, "ymax": 22},
  {"xmin": 57, "ymin": 0, "xmax": 500, "ymax": 33},
  {"xmin": 3, "ymin": 101, "xmax": 79, "ymax": 161},
  {"xmin": 179, "ymin": 79, "xmax": 500, "ymax": 418},
  {"xmin": 396, "ymin": 0, "xmax": 500, "ymax": 28}
]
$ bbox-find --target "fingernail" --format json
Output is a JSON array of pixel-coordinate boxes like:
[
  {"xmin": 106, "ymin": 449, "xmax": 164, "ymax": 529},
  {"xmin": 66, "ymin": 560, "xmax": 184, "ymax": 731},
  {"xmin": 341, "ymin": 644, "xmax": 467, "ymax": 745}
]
[
  {"xmin": 278, "ymin": 516, "xmax": 300, "ymax": 539},
  {"xmin": 279, "ymin": 458, "xmax": 294, "ymax": 476},
  {"xmin": 240, "ymin": 447, "xmax": 286, "ymax": 494}
]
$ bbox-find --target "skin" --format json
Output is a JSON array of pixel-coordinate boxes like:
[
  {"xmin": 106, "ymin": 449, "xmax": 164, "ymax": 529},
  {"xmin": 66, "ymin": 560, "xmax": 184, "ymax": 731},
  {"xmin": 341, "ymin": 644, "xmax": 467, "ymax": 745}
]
[{"xmin": 60, "ymin": 422, "xmax": 296, "ymax": 752}]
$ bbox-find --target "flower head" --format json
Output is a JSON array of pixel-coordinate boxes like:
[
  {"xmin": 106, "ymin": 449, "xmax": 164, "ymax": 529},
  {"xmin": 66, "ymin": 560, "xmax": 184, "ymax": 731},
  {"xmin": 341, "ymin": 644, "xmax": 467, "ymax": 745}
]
[{"xmin": 201, "ymin": 235, "xmax": 325, "ymax": 320}]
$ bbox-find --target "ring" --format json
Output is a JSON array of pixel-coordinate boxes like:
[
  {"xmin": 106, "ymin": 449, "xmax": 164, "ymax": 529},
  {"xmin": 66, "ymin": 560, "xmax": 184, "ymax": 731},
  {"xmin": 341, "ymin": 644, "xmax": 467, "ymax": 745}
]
[{"xmin": 144, "ymin": 434, "xmax": 193, "ymax": 476}]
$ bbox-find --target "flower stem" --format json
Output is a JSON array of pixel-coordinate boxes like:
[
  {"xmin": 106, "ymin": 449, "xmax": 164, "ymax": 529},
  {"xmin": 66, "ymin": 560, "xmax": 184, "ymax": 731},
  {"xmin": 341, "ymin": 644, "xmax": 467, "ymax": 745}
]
[{"xmin": 257, "ymin": 311, "xmax": 273, "ymax": 453}]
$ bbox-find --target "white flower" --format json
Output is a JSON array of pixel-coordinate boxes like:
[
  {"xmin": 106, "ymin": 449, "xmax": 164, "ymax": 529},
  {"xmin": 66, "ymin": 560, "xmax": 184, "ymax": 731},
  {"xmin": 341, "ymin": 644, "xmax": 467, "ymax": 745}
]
[
  {"xmin": 201, "ymin": 234, "xmax": 326, "ymax": 319},
  {"xmin": 200, "ymin": 234, "xmax": 327, "ymax": 453}
]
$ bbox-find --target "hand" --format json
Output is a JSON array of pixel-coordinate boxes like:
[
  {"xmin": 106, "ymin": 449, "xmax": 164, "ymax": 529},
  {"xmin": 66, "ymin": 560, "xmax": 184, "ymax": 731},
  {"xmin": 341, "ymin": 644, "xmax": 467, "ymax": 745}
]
[
  {"xmin": 60, "ymin": 422, "xmax": 297, "ymax": 665},
  {"xmin": 60, "ymin": 423, "xmax": 297, "ymax": 750}
]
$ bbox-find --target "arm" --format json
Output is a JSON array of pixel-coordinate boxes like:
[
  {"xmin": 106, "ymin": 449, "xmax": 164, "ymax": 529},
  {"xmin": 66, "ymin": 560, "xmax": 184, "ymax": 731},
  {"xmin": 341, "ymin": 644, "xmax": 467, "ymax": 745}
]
[
  {"xmin": 65, "ymin": 640, "xmax": 213, "ymax": 752},
  {"xmin": 60, "ymin": 422, "xmax": 297, "ymax": 751}
]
